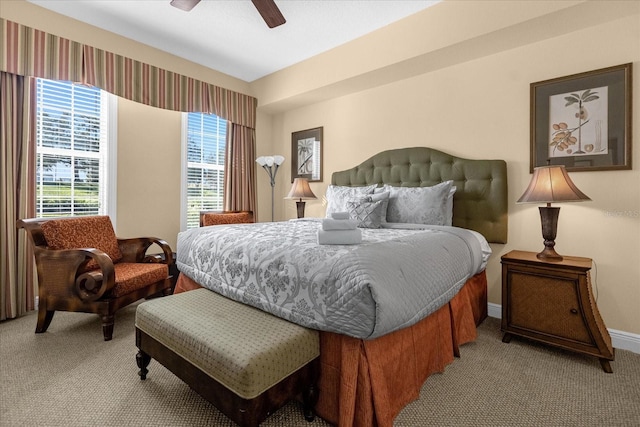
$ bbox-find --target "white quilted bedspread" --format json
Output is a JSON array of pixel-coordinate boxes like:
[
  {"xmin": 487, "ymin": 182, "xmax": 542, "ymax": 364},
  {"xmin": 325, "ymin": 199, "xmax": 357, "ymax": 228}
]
[{"xmin": 177, "ymin": 219, "xmax": 488, "ymax": 339}]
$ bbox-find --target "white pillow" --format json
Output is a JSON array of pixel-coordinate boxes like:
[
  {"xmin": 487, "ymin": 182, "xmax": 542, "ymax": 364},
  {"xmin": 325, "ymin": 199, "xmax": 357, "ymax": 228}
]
[
  {"xmin": 325, "ymin": 184, "xmax": 377, "ymax": 217},
  {"xmin": 384, "ymin": 181, "xmax": 454, "ymax": 225},
  {"xmin": 445, "ymin": 186, "xmax": 457, "ymax": 226}
]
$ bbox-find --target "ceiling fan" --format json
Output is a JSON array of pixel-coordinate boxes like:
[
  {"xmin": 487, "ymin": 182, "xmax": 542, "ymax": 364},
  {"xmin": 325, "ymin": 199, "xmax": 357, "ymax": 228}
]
[{"xmin": 170, "ymin": 0, "xmax": 286, "ymax": 28}]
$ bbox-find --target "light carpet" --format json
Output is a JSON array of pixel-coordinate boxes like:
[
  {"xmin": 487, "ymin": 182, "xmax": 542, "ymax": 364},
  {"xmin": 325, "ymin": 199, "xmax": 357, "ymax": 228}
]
[{"xmin": 1, "ymin": 303, "xmax": 639, "ymax": 426}]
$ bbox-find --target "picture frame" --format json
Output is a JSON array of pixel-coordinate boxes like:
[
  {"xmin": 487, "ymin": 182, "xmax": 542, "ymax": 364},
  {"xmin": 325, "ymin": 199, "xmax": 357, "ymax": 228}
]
[
  {"xmin": 291, "ymin": 127, "xmax": 323, "ymax": 182},
  {"xmin": 530, "ymin": 63, "xmax": 632, "ymax": 172}
]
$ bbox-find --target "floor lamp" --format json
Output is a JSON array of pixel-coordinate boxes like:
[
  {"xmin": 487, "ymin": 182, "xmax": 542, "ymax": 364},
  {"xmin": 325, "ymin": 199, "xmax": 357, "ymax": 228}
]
[{"xmin": 256, "ymin": 155, "xmax": 285, "ymax": 222}]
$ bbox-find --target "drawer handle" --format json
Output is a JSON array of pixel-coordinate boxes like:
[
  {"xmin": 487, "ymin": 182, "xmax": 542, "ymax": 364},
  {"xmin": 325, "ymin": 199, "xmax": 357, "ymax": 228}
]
[{"xmin": 570, "ymin": 308, "xmax": 578, "ymax": 314}]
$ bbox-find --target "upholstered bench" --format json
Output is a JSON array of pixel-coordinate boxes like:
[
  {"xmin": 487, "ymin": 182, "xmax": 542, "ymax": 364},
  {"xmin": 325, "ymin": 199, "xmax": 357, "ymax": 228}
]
[{"xmin": 134, "ymin": 288, "xmax": 320, "ymax": 427}]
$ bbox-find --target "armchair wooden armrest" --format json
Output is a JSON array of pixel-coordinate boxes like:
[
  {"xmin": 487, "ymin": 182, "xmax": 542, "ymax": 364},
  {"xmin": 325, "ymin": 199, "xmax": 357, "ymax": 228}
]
[
  {"xmin": 34, "ymin": 247, "xmax": 116, "ymax": 302},
  {"xmin": 118, "ymin": 237, "xmax": 173, "ymax": 264}
]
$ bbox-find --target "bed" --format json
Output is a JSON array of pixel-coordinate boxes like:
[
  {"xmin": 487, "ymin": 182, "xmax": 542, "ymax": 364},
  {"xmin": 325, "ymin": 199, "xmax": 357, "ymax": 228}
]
[{"xmin": 175, "ymin": 146, "xmax": 508, "ymax": 426}]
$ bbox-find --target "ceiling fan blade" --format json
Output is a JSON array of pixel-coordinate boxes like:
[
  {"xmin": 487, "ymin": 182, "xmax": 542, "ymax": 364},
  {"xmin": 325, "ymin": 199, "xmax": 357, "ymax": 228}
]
[
  {"xmin": 170, "ymin": 0, "xmax": 201, "ymax": 12},
  {"xmin": 251, "ymin": 0, "xmax": 286, "ymax": 28}
]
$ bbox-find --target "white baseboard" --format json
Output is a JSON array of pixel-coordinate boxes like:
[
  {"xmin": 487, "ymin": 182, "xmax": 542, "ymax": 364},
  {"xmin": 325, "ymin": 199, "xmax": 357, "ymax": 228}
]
[
  {"xmin": 487, "ymin": 302, "xmax": 501, "ymax": 319},
  {"xmin": 487, "ymin": 302, "xmax": 640, "ymax": 355},
  {"xmin": 608, "ymin": 328, "xmax": 640, "ymax": 354}
]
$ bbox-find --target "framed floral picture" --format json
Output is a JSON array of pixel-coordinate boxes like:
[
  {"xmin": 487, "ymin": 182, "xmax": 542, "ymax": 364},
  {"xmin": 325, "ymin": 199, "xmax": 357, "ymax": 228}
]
[
  {"xmin": 530, "ymin": 63, "xmax": 632, "ymax": 172},
  {"xmin": 291, "ymin": 127, "xmax": 323, "ymax": 182}
]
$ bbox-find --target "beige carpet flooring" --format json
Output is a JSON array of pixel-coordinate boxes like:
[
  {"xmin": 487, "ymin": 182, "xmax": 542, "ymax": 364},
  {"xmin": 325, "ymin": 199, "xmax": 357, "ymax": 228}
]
[{"xmin": 1, "ymin": 303, "xmax": 639, "ymax": 426}]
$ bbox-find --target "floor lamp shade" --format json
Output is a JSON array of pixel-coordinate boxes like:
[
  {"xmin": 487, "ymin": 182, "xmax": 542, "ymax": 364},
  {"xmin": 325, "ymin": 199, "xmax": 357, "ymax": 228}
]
[
  {"xmin": 517, "ymin": 165, "xmax": 591, "ymax": 261},
  {"xmin": 286, "ymin": 178, "xmax": 317, "ymax": 218}
]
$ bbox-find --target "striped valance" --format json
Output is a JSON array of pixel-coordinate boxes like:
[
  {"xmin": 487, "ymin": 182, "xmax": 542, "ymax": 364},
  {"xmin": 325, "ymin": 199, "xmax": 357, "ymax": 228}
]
[
  {"xmin": 1, "ymin": 19, "xmax": 256, "ymax": 128},
  {"xmin": 82, "ymin": 46, "xmax": 210, "ymax": 113},
  {"xmin": 0, "ymin": 19, "xmax": 82, "ymax": 82}
]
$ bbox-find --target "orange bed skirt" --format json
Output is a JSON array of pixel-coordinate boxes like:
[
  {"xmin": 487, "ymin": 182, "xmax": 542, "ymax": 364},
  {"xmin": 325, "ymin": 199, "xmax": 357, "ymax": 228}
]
[{"xmin": 174, "ymin": 272, "xmax": 487, "ymax": 427}]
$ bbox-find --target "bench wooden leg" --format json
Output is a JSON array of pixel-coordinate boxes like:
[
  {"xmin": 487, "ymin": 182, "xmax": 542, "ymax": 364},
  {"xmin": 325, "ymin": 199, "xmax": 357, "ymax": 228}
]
[
  {"xmin": 303, "ymin": 358, "xmax": 320, "ymax": 422},
  {"xmin": 303, "ymin": 383, "xmax": 318, "ymax": 422},
  {"xmin": 136, "ymin": 350, "xmax": 151, "ymax": 380}
]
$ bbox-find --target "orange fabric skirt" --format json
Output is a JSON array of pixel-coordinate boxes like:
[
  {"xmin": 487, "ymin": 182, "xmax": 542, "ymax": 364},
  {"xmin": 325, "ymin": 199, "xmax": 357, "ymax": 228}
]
[{"xmin": 174, "ymin": 271, "xmax": 487, "ymax": 427}]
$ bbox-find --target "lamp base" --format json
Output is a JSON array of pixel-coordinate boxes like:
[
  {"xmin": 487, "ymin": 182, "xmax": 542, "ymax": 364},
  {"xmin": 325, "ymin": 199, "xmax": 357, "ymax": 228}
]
[
  {"xmin": 296, "ymin": 201, "xmax": 306, "ymax": 219},
  {"xmin": 536, "ymin": 247, "xmax": 563, "ymax": 261},
  {"xmin": 537, "ymin": 206, "xmax": 563, "ymax": 262}
]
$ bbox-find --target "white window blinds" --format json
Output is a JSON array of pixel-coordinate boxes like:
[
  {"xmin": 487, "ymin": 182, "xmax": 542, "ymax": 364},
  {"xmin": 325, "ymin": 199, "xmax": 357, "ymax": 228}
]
[
  {"xmin": 35, "ymin": 79, "xmax": 110, "ymax": 217},
  {"xmin": 186, "ymin": 113, "xmax": 227, "ymax": 228}
]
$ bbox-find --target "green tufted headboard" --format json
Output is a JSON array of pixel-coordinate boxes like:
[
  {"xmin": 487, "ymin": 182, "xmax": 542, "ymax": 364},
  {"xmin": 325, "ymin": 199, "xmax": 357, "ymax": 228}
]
[{"xmin": 331, "ymin": 147, "xmax": 508, "ymax": 243}]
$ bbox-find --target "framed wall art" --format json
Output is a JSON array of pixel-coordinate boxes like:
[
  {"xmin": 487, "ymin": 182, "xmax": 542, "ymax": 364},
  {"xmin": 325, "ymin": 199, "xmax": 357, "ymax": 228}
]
[
  {"xmin": 291, "ymin": 127, "xmax": 323, "ymax": 182},
  {"xmin": 530, "ymin": 63, "xmax": 632, "ymax": 172}
]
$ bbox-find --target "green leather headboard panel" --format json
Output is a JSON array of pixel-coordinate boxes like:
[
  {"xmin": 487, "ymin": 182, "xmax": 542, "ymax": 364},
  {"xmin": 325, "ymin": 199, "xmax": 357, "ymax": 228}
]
[{"xmin": 331, "ymin": 147, "xmax": 508, "ymax": 243}]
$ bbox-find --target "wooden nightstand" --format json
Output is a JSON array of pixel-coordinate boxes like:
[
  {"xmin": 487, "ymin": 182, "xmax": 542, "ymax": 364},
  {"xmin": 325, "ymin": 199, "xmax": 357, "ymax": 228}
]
[{"xmin": 501, "ymin": 250, "xmax": 614, "ymax": 372}]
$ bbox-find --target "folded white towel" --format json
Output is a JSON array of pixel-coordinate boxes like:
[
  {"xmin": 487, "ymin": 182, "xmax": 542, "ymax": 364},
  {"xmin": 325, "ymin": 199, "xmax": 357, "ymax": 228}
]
[
  {"xmin": 317, "ymin": 229, "xmax": 362, "ymax": 245},
  {"xmin": 322, "ymin": 218, "xmax": 358, "ymax": 231},
  {"xmin": 330, "ymin": 212, "xmax": 350, "ymax": 220}
]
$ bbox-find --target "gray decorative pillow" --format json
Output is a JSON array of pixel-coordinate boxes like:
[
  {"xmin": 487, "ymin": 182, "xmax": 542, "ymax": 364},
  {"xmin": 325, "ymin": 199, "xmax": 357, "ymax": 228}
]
[
  {"xmin": 361, "ymin": 191, "xmax": 390, "ymax": 223},
  {"xmin": 325, "ymin": 184, "xmax": 377, "ymax": 217},
  {"xmin": 385, "ymin": 181, "xmax": 454, "ymax": 225},
  {"xmin": 346, "ymin": 199, "xmax": 385, "ymax": 229}
]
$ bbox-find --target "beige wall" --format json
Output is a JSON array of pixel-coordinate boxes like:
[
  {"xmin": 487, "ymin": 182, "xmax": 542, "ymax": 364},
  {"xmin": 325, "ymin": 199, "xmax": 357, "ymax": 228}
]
[
  {"xmin": 255, "ymin": 1, "xmax": 640, "ymax": 336},
  {"xmin": 115, "ymin": 99, "xmax": 182, "ymax": 248},
  {"xmin": 3, "ymin": 1, "xmax": 638, "ymax": 336}
]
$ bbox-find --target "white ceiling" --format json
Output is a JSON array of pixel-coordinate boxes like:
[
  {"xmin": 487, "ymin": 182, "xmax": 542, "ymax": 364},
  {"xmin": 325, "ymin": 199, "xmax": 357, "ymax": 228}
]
[{"xmin": 28, "ymin": 0, "xmax": 440, "ymax": 82}]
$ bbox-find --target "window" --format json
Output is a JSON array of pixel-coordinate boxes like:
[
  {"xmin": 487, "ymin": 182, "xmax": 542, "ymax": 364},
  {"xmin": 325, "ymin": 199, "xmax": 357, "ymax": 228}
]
[
  {"xmin": 182, "ymin": 113, "xmax": 227, "ymax": 229},
  {"xmin": 34, "ymin": 78, "xmax": 116, "ymax": 218}
]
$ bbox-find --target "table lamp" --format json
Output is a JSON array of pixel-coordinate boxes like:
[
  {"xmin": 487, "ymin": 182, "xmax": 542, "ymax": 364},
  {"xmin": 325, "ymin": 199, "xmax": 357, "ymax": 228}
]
[
  {"xmin": 286, "ymin": 178, "xmax": 317, "ymax": 218},
  {"xmin": 517, "ymin": 165, "xmax": 591, "ymax": 261}
]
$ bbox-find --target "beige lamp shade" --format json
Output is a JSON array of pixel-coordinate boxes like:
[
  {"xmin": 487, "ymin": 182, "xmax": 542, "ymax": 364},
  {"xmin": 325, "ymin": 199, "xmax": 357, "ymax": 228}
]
[
  {"xmin": 517, "ymin": 165, "xmax": 590, "ymax": 261},
  {"xmin": 286, "ymin": 178, "xmax": 317, "ymax": 200},
  {"xmin": 286, "ymin": 178, "xmax": 316, "ymax": 218},
  {"xmin": 517, "ymin": 165, "xmax": 591, "ymax": 204}
]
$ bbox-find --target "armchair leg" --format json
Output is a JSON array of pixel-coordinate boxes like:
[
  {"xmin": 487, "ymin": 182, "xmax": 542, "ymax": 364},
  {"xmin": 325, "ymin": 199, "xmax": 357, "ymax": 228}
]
[
  {"xmin": 101, "ymin": 315, "xmax": 115, "ymax": 341},
  {"xmin": 35, "ymin": 307, "xmax": 55, "ymax": 334}
]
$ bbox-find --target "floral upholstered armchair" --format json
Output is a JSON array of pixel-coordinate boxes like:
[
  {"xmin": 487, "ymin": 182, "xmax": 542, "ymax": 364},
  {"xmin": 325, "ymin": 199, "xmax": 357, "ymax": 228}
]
[
  {"xmin": 199, "ymin": 211, "xmax": 254, "ymax": 227},
  {"xmin": 17, "ymin": 215, "xmax": 174, "ymax": 341}
]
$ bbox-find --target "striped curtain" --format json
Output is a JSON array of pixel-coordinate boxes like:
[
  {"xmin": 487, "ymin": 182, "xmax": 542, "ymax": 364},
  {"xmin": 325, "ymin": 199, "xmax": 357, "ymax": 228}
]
[
  {"xmin": 224, "ymin": 123, "xmax": 257, "ymax": 213},
  {"xmin": 1, "ymin": 72, "xmax": 36, "ymax": 320}
]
